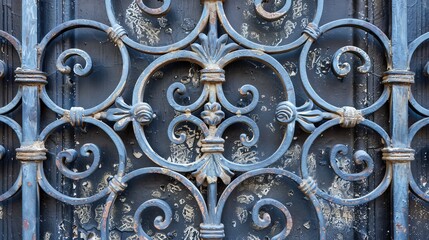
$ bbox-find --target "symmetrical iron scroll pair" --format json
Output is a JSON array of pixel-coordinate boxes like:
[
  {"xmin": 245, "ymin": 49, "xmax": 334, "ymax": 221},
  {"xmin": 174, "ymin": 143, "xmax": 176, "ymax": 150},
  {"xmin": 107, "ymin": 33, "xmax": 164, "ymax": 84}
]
[{"xmin": 0, "ymin": 0, "xmax": 428, "ymax": 239}]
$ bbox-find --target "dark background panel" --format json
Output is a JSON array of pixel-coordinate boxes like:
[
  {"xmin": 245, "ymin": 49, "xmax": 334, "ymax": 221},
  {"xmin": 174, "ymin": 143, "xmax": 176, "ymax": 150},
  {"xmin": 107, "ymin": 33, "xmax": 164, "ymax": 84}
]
[{"xmin": 0, "ymin": 0, "xmax": 408, "ymax": 239}]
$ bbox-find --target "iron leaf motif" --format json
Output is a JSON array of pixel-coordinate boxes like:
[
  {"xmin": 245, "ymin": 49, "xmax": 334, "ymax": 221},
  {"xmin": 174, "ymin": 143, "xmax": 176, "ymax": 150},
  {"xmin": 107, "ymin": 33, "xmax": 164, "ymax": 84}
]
[
  {"xmin": 106, "ymin": 97, "xmax": 154, "ymax": 131},
  {"xmin": 276, "ymin": 100, "xmax": 327, "ymax": 133},
  {"xmin": 191, "ymin": 32, "xmax": 239, "ymax": 64},
  {"xmin": 192, "ymin": 153, "xmax": 233, "ymax": 186}
]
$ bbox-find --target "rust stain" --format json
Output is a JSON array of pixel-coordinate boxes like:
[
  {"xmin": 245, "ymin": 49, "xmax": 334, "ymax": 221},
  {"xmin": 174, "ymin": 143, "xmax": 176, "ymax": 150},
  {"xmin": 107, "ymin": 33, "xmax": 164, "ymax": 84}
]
[{"xmin": 23, "ymin": 219, "xmax": 29, "ymax": 230}]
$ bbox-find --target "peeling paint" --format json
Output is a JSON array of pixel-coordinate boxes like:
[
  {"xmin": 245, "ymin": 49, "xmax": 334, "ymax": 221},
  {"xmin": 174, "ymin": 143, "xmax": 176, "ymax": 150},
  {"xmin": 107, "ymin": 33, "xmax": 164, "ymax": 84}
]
[
  {"xmin": 167, "ymin": 183, "xmax": 182, "ymax": 194},
  {"xmin": 236, "ymin": 207, "xmax": 249, "ymax": 224},
  {"xmin": 81, "ymin": 180, "xmax": 93, "ymax": 198},
  {"xmin": 153, "ymin": 233, "xmax": 168, "ymax": 240},
  {"xmin": 125, "ymin": 1, "xmax": 161, "ymax": 46},
  {"xmin": 232, "ymin": 140, "xmax": 259, "ymax": 164},
  {"xmin": 183, "ymin": 226, "xmax": 200, "ymax": 240},
  {"xmin": 109, "ymin": 232, "xmax": 121, "ymax": 240},
  {"xmin": 74, "ymin": 204, "xmax": 91, "ymax": 225},
  {"xmin": 182, "ymin": 204, "xmax": 195, "ymax": 223},
  {"xmin": 247, "ymin": 233, "xmax": 261, "ymax": 240},
  {"xmin": 118, "ymin": 215, "xmax": 134, "ymax": 232},
  {"xmin": 237, "ymin": 194, "xmax": 255, "ymax": 204},
  {"xmin": 126, "ymin": 234, "xmax": 139, "ymax": 240},
  {"xmin": 280, "ymin": 144, "xmax": 301, "ymax": 169},
  {"xmin": 283, "ymin": 20, "xmax": 297, "ymax": 39},
  {"xmin": 292, "ymin": 0, "xmax": 308, "ymax": 19},
  {"xmin": 321, "ymin": 153, "xmax": 355, "ymax": 231},
  {"xmin": 168, "ymin": 125, "xmax": 201, "ymax": 164},
  {"xmin": 307, "ymin": 153, "xmax": 317, "ymax": 176},
  {"xmin": 238, "ymin": 174, "xmax": 279, "ymax": 199},
  {"xmin": 283, "ymin": 61, "xmax": 298, "ymax": 77}
]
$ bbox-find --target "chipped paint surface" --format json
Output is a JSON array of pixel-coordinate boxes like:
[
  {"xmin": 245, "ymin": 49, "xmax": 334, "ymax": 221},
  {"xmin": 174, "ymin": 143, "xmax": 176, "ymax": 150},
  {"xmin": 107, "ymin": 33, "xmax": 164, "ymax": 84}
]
[
  {"xmin": 74, "ymin": 204, "xmax": 91, "ymax": 224},
  {"xmin": 237, "ymin": 194, "xmax": 255, "ymax": 204},
  {"xmin": 118, "ymin": 215, "xmax": 134, "ymax": 232},
  {"xmin": 6, "ymin": 0, "xmax": 414, "ymax": 239},
  {"xmin": 125, "ymin": 1, "xmax": 161, "ymax": 45},
  {"xmin": 232, "ymin": 140, "xmax": 259, "ymax": 164},
  {"xmin": 184, "ymin": 226, "xmax": 200, "ymax": 240},
  {"xmin": 168, "ymin": 125, "xmax": 201, "ymax": 164},
  {"xmin": 236, "ymin": 206, "xmax": 249, "ymax": 224},
  {"xmin": 182, "ymin": 204, "xmax": 195, "ymax": 222}
]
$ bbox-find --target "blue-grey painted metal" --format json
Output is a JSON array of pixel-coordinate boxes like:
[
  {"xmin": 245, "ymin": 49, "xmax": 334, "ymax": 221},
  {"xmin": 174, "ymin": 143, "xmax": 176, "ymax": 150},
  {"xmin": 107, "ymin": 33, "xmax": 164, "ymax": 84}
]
[
  {"xmin": 389, "ymin": 0, "xmax": 413, "ymax": 238},
  {"xmin": 0, "ymin": 0, "xmax": 427, "ymax": 238},
  {"xmin": 20, "ymin": 0, "xmax": 43, "ymax": 239}
]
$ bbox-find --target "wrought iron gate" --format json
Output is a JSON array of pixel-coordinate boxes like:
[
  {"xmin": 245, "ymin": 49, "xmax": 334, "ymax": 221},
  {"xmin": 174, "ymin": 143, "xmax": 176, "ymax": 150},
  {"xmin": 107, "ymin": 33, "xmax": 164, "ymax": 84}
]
[{"xmin": 0, "ymin": 0, "xmax": 429, "ymax": 239}]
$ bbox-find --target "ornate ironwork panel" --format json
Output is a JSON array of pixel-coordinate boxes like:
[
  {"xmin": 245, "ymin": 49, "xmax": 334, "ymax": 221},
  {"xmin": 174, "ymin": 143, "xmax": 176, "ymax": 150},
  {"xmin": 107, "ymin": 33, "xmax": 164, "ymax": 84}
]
[{"xmin": 0, "ymin": 0, "xmax": 428, "ymax": 239}]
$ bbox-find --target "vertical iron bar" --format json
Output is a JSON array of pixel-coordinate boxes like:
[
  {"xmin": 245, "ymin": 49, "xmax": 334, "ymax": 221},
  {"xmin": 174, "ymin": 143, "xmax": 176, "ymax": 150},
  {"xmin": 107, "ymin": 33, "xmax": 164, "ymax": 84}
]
[
  {"xmin": 390, "ymin": 0, "xmax": 410, "ymax": 239},
  {"xmin": 207, "ymin": 182, "xmax": 217, "ymax": 223},
  {"xmin": 21, "ymin": 0, "xmax": 40, "ymax": 239}
]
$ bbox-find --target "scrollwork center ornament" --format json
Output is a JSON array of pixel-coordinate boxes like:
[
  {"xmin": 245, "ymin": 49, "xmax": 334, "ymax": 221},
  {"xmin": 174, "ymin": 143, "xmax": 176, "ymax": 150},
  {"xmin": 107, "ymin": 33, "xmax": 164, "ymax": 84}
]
[{"xmin": 201, "ymin": 102, "xmax": 225, "ymax": 126}]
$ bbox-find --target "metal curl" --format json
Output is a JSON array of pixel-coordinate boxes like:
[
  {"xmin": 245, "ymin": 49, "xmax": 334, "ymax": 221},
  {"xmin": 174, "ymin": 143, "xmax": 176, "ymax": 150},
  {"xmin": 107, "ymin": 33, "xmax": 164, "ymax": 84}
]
[
  {"xmin": 299, "ymin": 19, "xmax": 391, "ymax": 114},
  {"xmin": 101, "ymin": 167, "xmax": 210, "ymax": 239},
  {"xmin": 0, "ymin": 60, "xmax": 6, "ymax": 79},
  {"xmin": 216, "ymin": 84, "xmax": 260, "ymax": 115},
  {"xmin": 252, "ymin": 198, "xmax": 293, "ymax": 239},
  {"xmin": 136, "ymin": 0, "xmax": 171, "ymax": 17},
  {"xmin": 425, "ymin": 62, "xmax": 429, "ymax": 77},
  {"xmin": 330, "ymin": 144, "xmax": 374, "ymax": 181},
  {"xmin": 38, "ymin": 118, "xmax": 127, "ymax": 205},
  {"xmin": 215, "ymin": 116, "xmax": 260, "ymax": 147},
  {"xmin": 276, "ymin": 101, "xmax": 297, "ymax": 124},
  {"xmin": 167, "ymin": 82, "xmax": 209, "ymax": 113},
  {"xmin": 410, "ymin": 171, "xmax": 429, "ymax": 202},
  {"xmin": 38, "ymin": 20, "xmax": 130, "ymax": 116},
  {"xmin": 56, "ymin": 143, "xmax": 101, "ymax": 180},
  {"xmin": 0, "ymin": 33, "xmax": 21, "ymax": 114},
  {"xmin": 0, "ymin": 115, "xmax": 23, "ymax": 144},
  {"xmin": 301, "ymin": 119, "xmax": 392, "ymax": 206},
  {"xmin": 0, "ymin": 30, "xmax": 22, "ymax": 59},
  {"xmin": 0, "ymin": 167, "xmax": 22, "ymax": 202},
  {"xmin": 56, "ymin": 48, "xmax": 93, "ymax": 77},
  {"xmin": 168, "ymin": 114, "xmax": 210, "ymax": 144},
  {"xmin": 216, "ymin": 0, "xmax": 324, "ymax": 53},
  {"xmin": 134, "ymin": 199, "xmax": 172, "ymax": 237},
  {"xmin": 254, "ymin": 0, "xmax": 292, "ymax": 21},
  {"xmin": 0, "ymin": 145, "xmax": 5, "ymax": 160},
  {"xmin": 332, "ymin": 46, "xmax": 371, "ymax": 79},
  {"xmin": 105, "ymin": 0, "xmax": 210, "ymax": 54},
  {"xmin": 215, "ymin": 168, "xmax": 326, "ymax": 239}
]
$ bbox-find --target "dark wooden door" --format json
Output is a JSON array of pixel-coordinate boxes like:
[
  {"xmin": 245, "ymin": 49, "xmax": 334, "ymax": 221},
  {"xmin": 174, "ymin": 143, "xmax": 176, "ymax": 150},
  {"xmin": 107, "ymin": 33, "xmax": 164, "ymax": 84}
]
[{"xmin": 0, "ymin": 0, "xmax": 428, "ymax": 239}]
